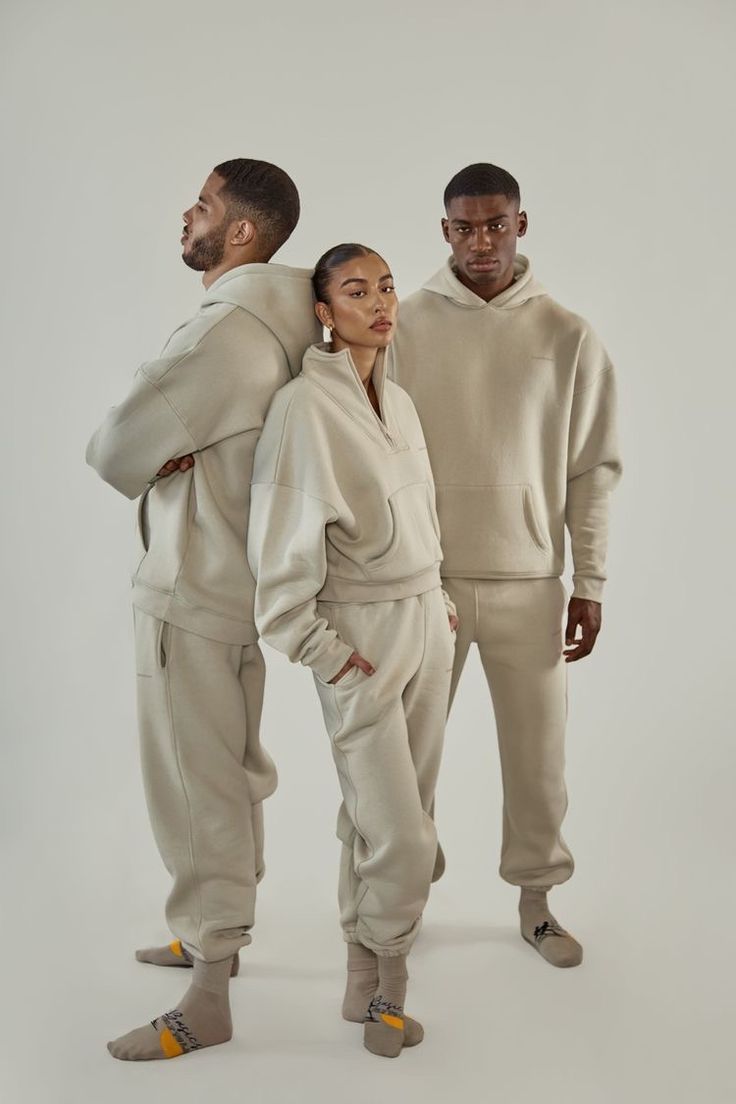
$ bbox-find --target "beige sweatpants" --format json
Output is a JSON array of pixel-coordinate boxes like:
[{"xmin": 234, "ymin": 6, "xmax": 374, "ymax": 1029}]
[
  {"xmin": 313, "ymin": 587, "xmax": 454, "ymax": 957},
  {"xmin": 444, "ymin": 577, "xmax": 573, "ymax": 888},
  {"xmin": 133, "ymin": 608, "xmax": 277, "ymax": 962}
]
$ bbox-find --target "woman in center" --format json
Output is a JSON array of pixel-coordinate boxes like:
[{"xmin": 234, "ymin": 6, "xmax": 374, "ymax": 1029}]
[{"xmin": 248, "ymin": 244, "xmax": 457, "ymax": 1058}]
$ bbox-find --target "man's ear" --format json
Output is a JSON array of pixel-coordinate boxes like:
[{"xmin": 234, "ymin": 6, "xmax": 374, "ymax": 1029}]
[
  {"xmin": 231, "ymin": 219, "xmax": 256, "ymax": 246},
  {"xmin": 517, "ymin": 210, "xmax": 528, "ymax": 238},
  {"xmin": 441, "ymin": 217, "xmax": 450, "ymax": 243}
]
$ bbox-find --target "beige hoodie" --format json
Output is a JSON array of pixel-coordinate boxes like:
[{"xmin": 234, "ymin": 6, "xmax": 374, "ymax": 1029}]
[
  {"xmin": 86, "ymin": 263, "xmax": 321, "ymax": 644},
  {"xmin": 392, "ymin": 256, "xmax": 622, "ymax": 602},
  {"xmin": 247, "ymin": 343, "xmax": 444, "ymax": 682}
]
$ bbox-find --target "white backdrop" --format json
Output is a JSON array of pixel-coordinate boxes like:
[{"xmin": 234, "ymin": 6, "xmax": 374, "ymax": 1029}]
[{"xmin": 2, "ymin": 2, "xmax": 734, "ymax": 1102}]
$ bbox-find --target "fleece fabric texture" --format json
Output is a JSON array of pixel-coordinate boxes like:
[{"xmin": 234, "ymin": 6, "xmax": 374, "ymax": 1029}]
[
  {"xmin": 445, "ymin": 577, "xmax": 573, "ymax": 887},
  {"xmin": 314, "ymin": 588, "xmax": 454, "ymax": 956},
  {"xmin": 392, "ymin": 256, "xmax": 622, "ymax": 602},
  {"xmin": 248, "ymin": 343, "xmax": 444, "ymax": 682},
  {"xmin": 86, "ymin": 263, "xmax": 321, "ymax": 644},
  {"xmin": 134, "ymin": 608, "xmax": 275, "ymax": 962}
]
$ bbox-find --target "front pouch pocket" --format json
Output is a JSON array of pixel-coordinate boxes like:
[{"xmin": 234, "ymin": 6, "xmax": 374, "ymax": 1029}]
[
  {"xmin": 364, "ymin": 482, "xmax": 442, "ymax": 579},
  {"xmin": 436, "ymin": 484, "xmax": 552, "ymax": 576}
]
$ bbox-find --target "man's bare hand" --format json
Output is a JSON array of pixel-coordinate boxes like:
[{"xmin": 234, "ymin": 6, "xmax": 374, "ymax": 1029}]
[
  {"xmin": 564, "ymin": 598, "xmax": 602, "ymax": 662},
  {"xmin": 449, "ymin": 612, "xmax": 460, "ymax": 632},
  {"xmin": 329, "ymin": 651, "xmax": 376, "ymax": 684},
  {"xmin": 156, "ymin": 454, "xmax": 195, "ymax": 478}
]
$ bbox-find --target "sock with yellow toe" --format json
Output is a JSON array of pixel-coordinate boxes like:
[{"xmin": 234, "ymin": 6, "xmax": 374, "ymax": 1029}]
[
  {"xmin": 135, "ymin": 939, "xmax": 239, "ymax": 976},
  {"xmin": 364, "ymin": 954, "xmax": 422, "ymax": 1059},
  {"xmin": 345, "ymin": 944, "xmax": 423, "ymax": 1048},
  {"xmin": 107, "ymin": 955, "xmax": 233, "ymax": 1061}
]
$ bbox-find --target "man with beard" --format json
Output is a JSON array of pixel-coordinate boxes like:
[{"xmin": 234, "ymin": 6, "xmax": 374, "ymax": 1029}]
[
  {"xmin": 87, "ymin": 159, "xmax": 321, "ymax": 1059},
  {"xmin": 393, "ymin": 162, "xmax": 621, "ymax": 968}
]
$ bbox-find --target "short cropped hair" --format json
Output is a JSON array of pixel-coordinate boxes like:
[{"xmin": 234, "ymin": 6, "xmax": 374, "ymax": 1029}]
[
  {"xmin": 444, "ymin": 163, "xmax": 521, "ymax": 208},
  {"xmin": 213, "ymin": 158, "xmax": 300, "ymax": 260}
]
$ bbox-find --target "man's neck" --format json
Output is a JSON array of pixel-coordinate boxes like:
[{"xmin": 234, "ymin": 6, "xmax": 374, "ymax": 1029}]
[
  {"xmin": 202, "ymin": 256, "xmax": 263, "ymax": 290},
  {"xmin": 453, "ymin": 262, "xmax": 517, "ymax": 304}
]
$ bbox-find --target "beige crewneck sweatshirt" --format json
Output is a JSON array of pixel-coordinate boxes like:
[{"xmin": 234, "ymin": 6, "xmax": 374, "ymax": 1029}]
[
  {"xmin": 392, "ymin": 255, "xmax": 622, "ymax": 602},
  {"xmin": 86, "ymin": 263, "xmax": 321, "ymax": 644},
  {"xmin": 247, "ymin": 343, "xmax": 444, "ymax": 681}
]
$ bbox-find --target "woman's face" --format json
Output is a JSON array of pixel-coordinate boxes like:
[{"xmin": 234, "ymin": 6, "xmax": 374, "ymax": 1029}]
[{"xmin": 316, "ymin": 252, "xmax": 398, "ymax": 351}]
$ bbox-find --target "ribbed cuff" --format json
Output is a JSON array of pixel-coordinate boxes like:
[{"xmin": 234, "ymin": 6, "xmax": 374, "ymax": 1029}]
[
  {"xmin": 309, "ymin": 637, "xmax": 355, "ymax": 683},
  {"xmin": 571, "ymin": 575, "xmax": 605, "ymax": 602}
]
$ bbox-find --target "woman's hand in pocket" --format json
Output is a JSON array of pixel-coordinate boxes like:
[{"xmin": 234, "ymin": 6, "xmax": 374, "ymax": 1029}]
[{"xmin": 330, "ymin": 651, "xmax": 376, "ymax": 684}]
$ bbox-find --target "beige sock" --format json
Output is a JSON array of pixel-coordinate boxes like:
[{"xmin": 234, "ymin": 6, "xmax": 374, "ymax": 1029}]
[
  {"xmin": 343, "ymin": 942, "xmax": 378, "ymax": 1021},
  {"xmin": 107, "ymin": 956, "xmax": 233, "ymax": 1060},
  {"xmin": 519, "ymin": 887, "xmax": 583, "ymax": 968},
  {"xmin": 135, "ymin": 939, "xmax": 239, "ymax": 976},
  {"xmin": 364, "ymin": 954, "xmax": 423, "ymax": 1058}
]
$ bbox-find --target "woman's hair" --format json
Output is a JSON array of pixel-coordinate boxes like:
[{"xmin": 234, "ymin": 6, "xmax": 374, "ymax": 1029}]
[{"xmin": 312, "ymin": 242, "xmax": 382, "ymax": 303}]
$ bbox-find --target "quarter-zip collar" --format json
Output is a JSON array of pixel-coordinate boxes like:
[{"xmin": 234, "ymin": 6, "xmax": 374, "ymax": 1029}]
[{"xmin": 300, "ymin": 342, "xmax": 406, "ymax": 452}]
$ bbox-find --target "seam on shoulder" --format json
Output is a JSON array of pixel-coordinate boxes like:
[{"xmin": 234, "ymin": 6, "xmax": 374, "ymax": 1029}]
[
  {"xmin": 250, "ymin": 478, "xmax": 338, "ymax": 515},
  {"xmin": 272, "ymin": 386, "xmax": 301, "ymax": 476},
  {"xmin": 235, "ymin": 306, "xmax": 293, "ymax": 374},
  {"xmin": 151, "ymin": 305, "xmax": 239, "ymax": 380},
  {"xmin": 136, "ymin": 373, "xmax": 199, "ymax": 448},
  {"xmin": 572, "ymin": 362, "xmax": 614, "ymax": 397}
]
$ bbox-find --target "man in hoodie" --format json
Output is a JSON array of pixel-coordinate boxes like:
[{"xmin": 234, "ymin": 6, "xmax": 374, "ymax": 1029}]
[
  {"xmin": 392, "ymin": 162, "xmax": 621, "ymax": 968},
  {"xmin": 87, "ymin": 159, "xmax": 321, "ymax": 1060}
]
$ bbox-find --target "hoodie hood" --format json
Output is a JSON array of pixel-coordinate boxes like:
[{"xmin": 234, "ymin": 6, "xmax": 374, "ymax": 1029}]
[
  {"xmin": 421, "ymin": 254, "xmax": 547, "ymax": 310},
  {"xmin": 204, "ymin": 262, "xmax": 322, "ymax": 377}
]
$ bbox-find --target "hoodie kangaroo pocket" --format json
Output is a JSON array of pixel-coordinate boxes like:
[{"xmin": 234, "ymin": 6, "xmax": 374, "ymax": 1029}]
[
  {"xmin": 364, "ymin": 482, "xmax": 443, "ymax": 579},
  {"xmin": 436, "ymin": 484, "xmax": 552, "ymax": 576}
]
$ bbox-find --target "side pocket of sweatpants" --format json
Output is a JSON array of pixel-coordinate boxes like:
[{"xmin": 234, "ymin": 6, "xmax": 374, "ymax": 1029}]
[
  {"xmin": 313, "ymin": 676, "xmax": 344, "ymax": 739},
  {"xmin": 157, "ymin": 620, "xmax": 170, "ymax": 669}
]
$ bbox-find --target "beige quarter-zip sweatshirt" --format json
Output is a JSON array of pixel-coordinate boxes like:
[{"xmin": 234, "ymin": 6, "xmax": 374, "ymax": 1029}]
[
  {"xmin": 86, "ymin": 263, "xmax": 321, "ymax": 644},
  {"xmin": 247, "ymin": 343, "xmax": 444, "ymax": 681},
  {"xmin": 392, "ymin": 256, "xmax": 622, "ymax": 602}
]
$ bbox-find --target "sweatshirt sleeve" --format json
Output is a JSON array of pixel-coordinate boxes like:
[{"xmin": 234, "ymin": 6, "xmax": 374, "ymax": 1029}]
[
  {"xmin": 566, "ymin": 330, "xmax": 623, "ymax": 602},
  {"xmin": 247, "ymin": 482, "xmax": 354, "ymax": 682},
  {"xmin": 86, "ymin": 307, "xmax": 288, "ymax": 500},
  {"xmin": 85, "ymin": 370, "xmax": 198, "ymax": 500}
]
